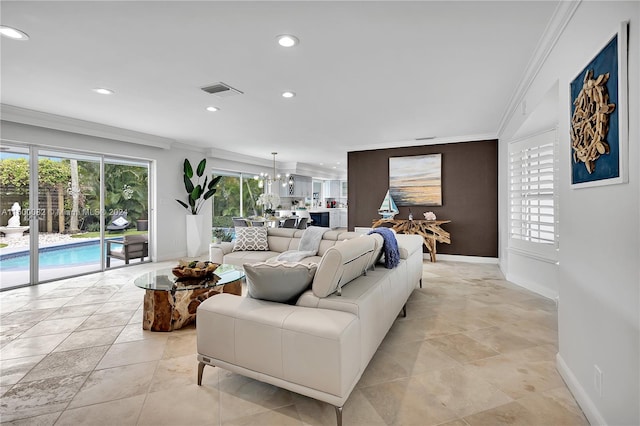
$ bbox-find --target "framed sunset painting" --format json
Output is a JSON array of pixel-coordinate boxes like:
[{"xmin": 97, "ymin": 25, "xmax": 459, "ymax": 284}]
[{"xmin": 389, "ymin": 154, "xmax": 442, "ymax": 206}]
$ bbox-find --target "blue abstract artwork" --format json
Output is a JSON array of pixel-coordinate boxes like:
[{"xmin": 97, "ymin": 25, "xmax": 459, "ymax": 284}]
[{"xmin": 570, "ymin": 34, "xmax": 619, "ymax": 185}]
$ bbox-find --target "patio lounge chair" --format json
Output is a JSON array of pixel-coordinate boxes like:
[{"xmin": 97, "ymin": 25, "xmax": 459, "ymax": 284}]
[
  {"xmin": 106, "ymin": 233, "xmax": 148, "ymax": 267},
  {"xmin": 106, "ymin": 212, "xmax": 129, "ymax": 233}
]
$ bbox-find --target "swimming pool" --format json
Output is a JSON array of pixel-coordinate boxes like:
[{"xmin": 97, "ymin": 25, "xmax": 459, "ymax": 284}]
[{"xmin": 0, "ymin": 239, "xmax": 116, "ymax": 270}]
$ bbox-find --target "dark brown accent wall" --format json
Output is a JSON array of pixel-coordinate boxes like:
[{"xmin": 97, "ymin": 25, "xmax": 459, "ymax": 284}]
[{"xmin": 347, "ymin": 139, "xmax": 498, "ymax": 257}]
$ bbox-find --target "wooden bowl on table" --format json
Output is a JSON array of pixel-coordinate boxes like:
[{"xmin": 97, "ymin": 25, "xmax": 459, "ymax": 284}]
[{"xmin": 172, "ymin": 261, "xmax": 220, "ymax": 279}]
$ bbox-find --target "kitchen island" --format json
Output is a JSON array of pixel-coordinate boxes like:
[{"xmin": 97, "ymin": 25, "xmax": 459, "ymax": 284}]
[{"xmin": 308, "ymin": 208, "xmax": 347, "ymax": 229}]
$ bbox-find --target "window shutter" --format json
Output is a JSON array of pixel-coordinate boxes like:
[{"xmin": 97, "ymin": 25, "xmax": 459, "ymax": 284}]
[{"xmin": 509, "ymin": 129, "xmax": 557, "ymax": 252}]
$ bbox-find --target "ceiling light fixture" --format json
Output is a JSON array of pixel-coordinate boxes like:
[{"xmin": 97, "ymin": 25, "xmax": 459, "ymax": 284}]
[
  {"xmin": 206, "ymin": 106, "xmax": 220, "ymax": 112},
  {"xmin": 93, "ymin": 88, "xmax": 114, "ymax": 95},
  {"xmin": 0, "ymin": 26, "xmax": 29, "ymax": 40},
  {"xmin": 254, "ymin": 152, "xmax": 292, "ymax": 189},
  {"xmin": 277, "ymin": 34, "xmax": 299, "ymax": 47},
  {"xmin": 281, "ymin": 91, "xmax": 296, "ymax": 98}
]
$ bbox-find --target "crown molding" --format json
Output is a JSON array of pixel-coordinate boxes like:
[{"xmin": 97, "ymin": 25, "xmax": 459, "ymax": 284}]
[
  {"xmin": 352, "ymin": 133, "xmax": 498, "ymax": 153},
  {"xmin": 207, "ymin": 147, "xmax": 275, "ymax": 168},
  {"xmin": 209, "ymin": 147, "xmax": 346, "ymax": 178},
  {"xmin": 496, "ymin": 0, "xmax": 581, "ymax": 137},
  {"xmin": 170, "ymin": 141, "xmax": 209, "ymax": 155},
  {"xmin": 0, "ymin": 104, "xmax": 176, "ymax": 149}
]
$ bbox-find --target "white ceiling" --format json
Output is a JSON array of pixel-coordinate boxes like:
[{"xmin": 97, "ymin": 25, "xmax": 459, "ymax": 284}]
[{"xmin": 0, "ymin": 1, "xmax": 559, "ymax": 173}]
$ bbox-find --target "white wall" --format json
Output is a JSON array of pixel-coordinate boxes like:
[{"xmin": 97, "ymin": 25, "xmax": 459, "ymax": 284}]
[
  {"xmin": 500, "ymin": 2, "xmax": 639, "ymax": 424},
  {"xmin": 1, "ymin": 120, "xmax": 212, "ymax": 261}
]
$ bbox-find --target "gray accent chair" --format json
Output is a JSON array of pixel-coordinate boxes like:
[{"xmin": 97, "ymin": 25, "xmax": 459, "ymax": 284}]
[{"xmin": 106, "ymin": 234, "xmax": 148, "ymax": 267}]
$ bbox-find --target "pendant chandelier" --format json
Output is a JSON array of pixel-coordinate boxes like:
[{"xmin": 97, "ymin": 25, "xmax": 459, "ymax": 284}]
[{"xmin": 255, "ymin": 152, "xmax": 293, "ymax": 189}]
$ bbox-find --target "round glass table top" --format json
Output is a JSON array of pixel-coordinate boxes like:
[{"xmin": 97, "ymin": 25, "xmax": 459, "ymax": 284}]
[{"xmin": 134, "ymin": 264, "xmax": 245, "ymax": 291}]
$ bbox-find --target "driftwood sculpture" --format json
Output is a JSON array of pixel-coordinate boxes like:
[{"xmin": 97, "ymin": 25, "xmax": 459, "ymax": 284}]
[
  {"xmin": 372, "ymin": 218, "xmax": 450, "ymax": 262},
  {"xmin": 570, "ymin": 69, "xmax": 616, "ymax": 174}
]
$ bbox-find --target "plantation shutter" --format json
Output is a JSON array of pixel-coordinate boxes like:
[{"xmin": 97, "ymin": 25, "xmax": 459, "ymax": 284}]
[{"xmin": 509, "ymin": 129, "xmax": 556, "ymax": 246}]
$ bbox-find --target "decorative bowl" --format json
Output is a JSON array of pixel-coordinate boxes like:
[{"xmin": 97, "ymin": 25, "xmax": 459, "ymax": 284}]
[{"xmin": 172, "ymin": 261, "xmax": 219, "ymax": 279}]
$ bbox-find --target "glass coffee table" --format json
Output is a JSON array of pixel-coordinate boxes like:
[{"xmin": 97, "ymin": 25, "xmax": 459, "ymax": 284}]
[{"xmin": 134, "ymin": 264, "xmax": 244, "ymax": 332}]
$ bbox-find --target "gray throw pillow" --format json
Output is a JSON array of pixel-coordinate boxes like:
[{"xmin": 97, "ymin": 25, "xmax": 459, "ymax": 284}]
[
  {"xmin": 244, "ymin": 261, "xmax": 317, "ymax": 303},
  {"xmin": 233, "ymin": 227, "xmax": 269, "ymax": 251}
]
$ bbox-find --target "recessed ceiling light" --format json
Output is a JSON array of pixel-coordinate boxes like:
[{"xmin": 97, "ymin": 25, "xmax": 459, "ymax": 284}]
[
  {"xmin": 93, "ymin": 88, "xmax": 114, "ymax": 95},
  {"xmin": 281, "ymin": 91, "xmax": 296, "ymax": 98},
  {"xmin": 277, "ymin": 34, "xmax": 299, "ymax": 47},
  {"xmin": 0, "ymin": 26, "xmax": 29, "ymax": 40},
  {"xmin": 206, "ymin": 106, "xmax": 220, "ymax": 112}
]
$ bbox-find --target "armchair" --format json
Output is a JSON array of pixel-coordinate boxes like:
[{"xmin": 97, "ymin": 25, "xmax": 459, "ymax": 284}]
[{"xmin": 106, "ymin": 234, "xmax": 148, "ymax": 267}]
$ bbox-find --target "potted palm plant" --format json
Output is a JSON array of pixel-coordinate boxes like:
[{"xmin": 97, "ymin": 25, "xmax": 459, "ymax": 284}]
[{"xmin": 176, "ymin": 158, "xmax": 222, "ymax": 256}]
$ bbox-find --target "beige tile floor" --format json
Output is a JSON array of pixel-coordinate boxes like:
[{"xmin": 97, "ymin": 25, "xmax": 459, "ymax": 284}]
[{"xmin": 0, "ymin": 260, "xmax": 588, "ymax": 425}]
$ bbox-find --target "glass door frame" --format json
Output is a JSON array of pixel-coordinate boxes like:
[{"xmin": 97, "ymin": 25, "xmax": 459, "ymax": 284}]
[{"xmin": 1, "ymin": 142, "xmax": 153, "ymax": 288}]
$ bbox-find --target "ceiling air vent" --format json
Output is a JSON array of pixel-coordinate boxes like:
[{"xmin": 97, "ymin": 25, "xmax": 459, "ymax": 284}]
[{"xmin": 200, "ymin": 82, "xmax": 243, "ymax": 98}]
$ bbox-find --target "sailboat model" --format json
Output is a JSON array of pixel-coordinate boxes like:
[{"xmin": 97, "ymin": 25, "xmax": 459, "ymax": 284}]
[{"xmin": 378, "ymin": 190, "xmax": 399, "ymax": 218}]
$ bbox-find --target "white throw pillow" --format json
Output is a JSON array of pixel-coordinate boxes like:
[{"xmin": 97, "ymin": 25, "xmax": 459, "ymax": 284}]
[
  {"xmin": 112, "ymin": 216, "xmax": 128, "ymax": 227},
  {"xmin": 244, "ymin": 261, "xmax": 317, "ymax": 303},
  {"xmin": 233, "ymin": 227, "xmax": 269, "ymax": 251}
]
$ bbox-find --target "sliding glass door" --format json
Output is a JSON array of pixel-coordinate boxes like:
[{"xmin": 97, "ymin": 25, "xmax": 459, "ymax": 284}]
[
  {"xmin": 0, "ymin": 145, "xmax": 31, "ymax": 290},
  {"xmin": 36, "ymin": 150, "xmax": 103, "ymax": 281},
  {"xmin": 103, "ymin": 158, "xmax": 150, "ymax": 268},
  {"xmin": 0, "ymin": 144, "xmax": 152, "ymax": 289}
]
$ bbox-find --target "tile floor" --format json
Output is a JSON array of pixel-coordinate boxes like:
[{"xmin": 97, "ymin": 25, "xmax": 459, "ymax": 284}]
[{"xmin": 0, "ymin": 260, "xmax": 588, "ymax": 425}]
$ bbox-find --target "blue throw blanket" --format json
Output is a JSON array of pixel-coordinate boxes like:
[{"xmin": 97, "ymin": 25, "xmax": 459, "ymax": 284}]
[{"xmin": 368, "ymin": 228, "xmax": 400, "ymax": 269}]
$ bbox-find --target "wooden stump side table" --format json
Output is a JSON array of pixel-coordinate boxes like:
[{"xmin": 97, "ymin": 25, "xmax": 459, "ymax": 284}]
[
  {"xmin": 134, "ymin": 264, "xmax": 244, "ymax": 332},
  {"xmin": 372, "ymin": 218, "xmax": 451, "ymax": 262}
]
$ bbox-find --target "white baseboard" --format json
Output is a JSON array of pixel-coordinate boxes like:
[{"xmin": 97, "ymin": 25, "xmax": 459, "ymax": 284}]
[
  {"xmin": 431, "ymin": 254, "xmax": 499, "ymax": 264},
  {"xmin": 556, "ymin": 353, "xmax": 607, "ymax": 426},
  {"xmin": 506, "ymin": 271, "xmax": 558, "ymax": 300}
]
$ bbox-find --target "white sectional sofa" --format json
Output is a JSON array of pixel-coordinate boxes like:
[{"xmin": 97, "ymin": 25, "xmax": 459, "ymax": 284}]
[
  {"xmin": 209, "ymin": 227, "xmax": 364, "ymax": 266},
  {"xmin": 198, "ymin": 228, "xmax": 424, "ymax": 426}
]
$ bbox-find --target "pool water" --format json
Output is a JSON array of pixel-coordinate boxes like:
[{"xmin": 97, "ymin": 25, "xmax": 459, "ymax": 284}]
[{"xmin": 0, "ymin": 240, "xmax": 109, "ymax": 270}]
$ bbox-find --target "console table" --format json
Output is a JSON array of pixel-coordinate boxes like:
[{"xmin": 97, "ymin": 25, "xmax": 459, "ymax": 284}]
[{"xmin": 372, "ymin": 218, "xmax": 451, "ymax": 262}]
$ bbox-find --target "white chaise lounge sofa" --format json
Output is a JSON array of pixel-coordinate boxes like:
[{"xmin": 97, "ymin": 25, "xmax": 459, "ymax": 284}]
[{"xmin": 198, "ymin": 228, "xmax": 424, "ymax": 425}]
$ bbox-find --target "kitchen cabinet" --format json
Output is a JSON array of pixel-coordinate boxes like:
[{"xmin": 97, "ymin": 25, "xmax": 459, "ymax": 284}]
[
  {"xmin": 310, "ymin": 208, "xmax": 347, "ymax": 228},
  {"xmin": 329, "ymin": 210, "xmax": 339, "ymax": 229},
  {"xmin": 278, "ymin": 181, "xmax": 291, "ymax": 198},
  {"xmin": 278, "ymin": 175, "xmax": 312, "ymax": 198},
  {"xmin": 294, "ymin": 175, "xmax": 312, "ymax": 198},
  {"xmin": 340, "ymin": 181, "xmax": 348, "ymax": 198},
  {"xmin": 338, "ymin": 209, "xmax": 347, "ymax": 228},
  {"xmin": 324, "ymin": 180, "xmax": 341, "ymax": 198}
]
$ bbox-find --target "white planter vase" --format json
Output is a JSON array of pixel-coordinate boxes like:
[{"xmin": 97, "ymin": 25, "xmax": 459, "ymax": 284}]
[{"xmin": 185, "ymin": 215, "xmax": 207, "ymax": 257}]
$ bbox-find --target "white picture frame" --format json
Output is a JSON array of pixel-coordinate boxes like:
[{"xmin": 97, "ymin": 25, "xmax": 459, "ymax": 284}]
[{"xmin": 570, "ymin": 21, "xmax": 628, "ymax": 189}]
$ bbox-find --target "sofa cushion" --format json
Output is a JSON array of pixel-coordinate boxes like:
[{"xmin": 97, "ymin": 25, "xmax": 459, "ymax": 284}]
[
  {"xmin": 365, "ymin": 233, "xmax": 384, "ymax": 269},
  {"xmin": 223, "ymin": 251, "xmax": 281, "ymax": 267},
  {"xmin": 234, "ymin": 227, "xmax": 269, "ymax": 251},
  {"xmin": 312, "ymin": 236, "xmax": 376, "ymax": 298},
  {"xmin": 394, "ymin": 234, "xmax": 425, "ymax": 259},
  {"xmin": 244, "ymin": 261, "xmax": 317, "ymax": 303}
]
